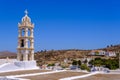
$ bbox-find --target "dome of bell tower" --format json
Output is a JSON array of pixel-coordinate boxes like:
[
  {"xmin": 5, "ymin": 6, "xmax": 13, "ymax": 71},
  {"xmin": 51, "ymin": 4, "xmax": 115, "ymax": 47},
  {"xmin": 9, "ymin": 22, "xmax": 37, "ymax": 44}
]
[
  {"xmin": 18, "ymin": 10, "xmax": 34, "ymax": 28},
  {"xmin": 22, "ymin": 10, "xmax": 31, "ymax": 23}
]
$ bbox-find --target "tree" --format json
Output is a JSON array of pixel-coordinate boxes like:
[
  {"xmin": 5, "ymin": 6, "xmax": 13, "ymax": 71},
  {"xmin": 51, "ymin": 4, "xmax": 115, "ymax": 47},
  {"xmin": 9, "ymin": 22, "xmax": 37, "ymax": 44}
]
[
  {"xmin": 84, "ymin": 59, "xmax": 88, "ymax": 64},
  {"xmin": 93, "ymin": 58, "xmax": 104, "ymax": 66},
  {"xmin": 111, "ymin": 44, "xmax": 113, "ymax": 47},
  {"xmin": 89, "ymin": 60, "xmax": 94, "ymax": 65},
  {"xmin": 47, "ymin": 63, "xmax": 55, "ymax": 67},
  {"xmin": 89, "ymin": 58, "xmax": 119, "ymax": 70},
  {"xmin": 78, "ymin": 60, "xmax": 81, "ymax": 66},
  {"xmin": 81, "ymin": 64, "xmax": 90, "ymax": 72},
  {"xmin": 107, "ymin": 45, "xmax": 109, "ymax": 48},
  {"xmin": 105, "ymin": 59, "xmax": 119, "ymax": 70},
  {"xmin": 72, "ymin": 60, "xmax": 77, "ymax": 65}
]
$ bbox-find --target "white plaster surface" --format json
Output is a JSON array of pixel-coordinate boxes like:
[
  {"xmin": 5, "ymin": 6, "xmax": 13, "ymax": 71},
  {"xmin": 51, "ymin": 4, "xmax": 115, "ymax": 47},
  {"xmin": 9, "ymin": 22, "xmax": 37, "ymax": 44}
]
[
  {"xmin": 14, "ymin": 61, "xmax": 38, "ymax": 69},
  {"xmin": 0, "ymin": 61, "xmax": 38, "ymax": 73},
  {"xmin": 0, "ymin": 59, "xmax": 17, "ymax": 65}
]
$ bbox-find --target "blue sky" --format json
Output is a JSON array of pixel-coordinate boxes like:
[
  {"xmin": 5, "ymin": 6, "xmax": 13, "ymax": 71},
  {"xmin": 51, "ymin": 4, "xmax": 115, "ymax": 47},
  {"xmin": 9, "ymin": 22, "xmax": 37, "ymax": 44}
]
[{"xmin": 0, "ymin": 0, "xmax": 120, "ymax": 52}]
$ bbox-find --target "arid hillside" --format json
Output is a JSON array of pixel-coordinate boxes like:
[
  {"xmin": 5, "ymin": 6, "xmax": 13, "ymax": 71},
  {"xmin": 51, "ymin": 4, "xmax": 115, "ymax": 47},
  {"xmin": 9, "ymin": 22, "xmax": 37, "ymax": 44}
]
[
  {"xmin": 0, "ymin": 51, "xmax": 16, "ymax": 59},
  {"xmin": 102, "ymin": 44, "xmax": 120, "ymax": 52},
  {"xmin": 35, "ymin": 49, "xmax": 91, "ymax": 65},
  {"xmin": 34, "ymin": 44, "xmax": 120, "ymax": 65},
  {"xmin": 0, "ymin": 44, "xmax": 120, "ymax": 64}
]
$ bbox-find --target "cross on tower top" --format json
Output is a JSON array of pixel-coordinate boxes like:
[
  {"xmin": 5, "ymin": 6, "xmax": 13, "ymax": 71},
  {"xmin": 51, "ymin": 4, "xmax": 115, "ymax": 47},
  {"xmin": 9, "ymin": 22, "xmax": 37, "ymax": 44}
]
[{"xmin": 25, "ymin": 10, "xmax": 28, "ymax": 15}]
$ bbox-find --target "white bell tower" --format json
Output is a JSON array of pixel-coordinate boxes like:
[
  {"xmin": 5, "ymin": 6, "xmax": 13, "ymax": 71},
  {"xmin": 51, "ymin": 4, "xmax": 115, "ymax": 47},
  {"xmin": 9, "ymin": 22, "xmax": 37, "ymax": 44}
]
[
  {"xmin": 0, "ymin": 10, "xmax": 38, "ymax": 72},
  {"xmin": 17, "ymin": 10, "xmax": 34, "ymax": 61}
]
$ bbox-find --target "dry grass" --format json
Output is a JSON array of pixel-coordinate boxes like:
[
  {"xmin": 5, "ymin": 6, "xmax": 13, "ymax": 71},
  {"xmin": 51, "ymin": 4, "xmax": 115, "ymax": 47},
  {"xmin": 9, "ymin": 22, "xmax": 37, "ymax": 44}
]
[
  {"xmin": 21, "ymin": 71, "xmax": 86, "ymax": 80},
  {"xmin": 0, "ymin": 69, "xmax": 50, "ymax": 76}
]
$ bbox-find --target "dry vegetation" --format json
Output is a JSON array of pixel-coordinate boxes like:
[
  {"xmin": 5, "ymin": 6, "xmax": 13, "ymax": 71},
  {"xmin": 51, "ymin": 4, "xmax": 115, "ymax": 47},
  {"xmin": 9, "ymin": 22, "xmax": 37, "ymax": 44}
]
[
  {"xmin": 0, "ymin": 44, "xmax": 120, "ymax": 65},
  {"xmin": 101, "ymin": 44, "xmax": 120, "ymax": 52},
  {"xmin": 34, "ymin": 49, "xmax": 91, "ymax": 65},
  {"xmin": 34, "ymin": 44, "xmax": 120, "ymax": 65}
]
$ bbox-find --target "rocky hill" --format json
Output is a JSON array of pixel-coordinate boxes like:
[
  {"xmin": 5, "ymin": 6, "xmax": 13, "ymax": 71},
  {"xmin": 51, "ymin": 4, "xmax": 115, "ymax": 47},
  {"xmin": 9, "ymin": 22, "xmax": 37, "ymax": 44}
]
[
  {"xmin": 0, "ymin": 51, "xmax": 16, "ymax": 59},
  {"xmin": 35, "ymin": 49, "xmax": 91, "ymax": 65},
  {"xmin": 102, "ymin": 44, "xmax": 120, "ymax": 52},
  {"xmin": 34, "ymin": 44, "xmax": 120, "ymax": 65},
  {"xmin": 0, "ymin": 44, "xmax": 120, "ymax": 64}
]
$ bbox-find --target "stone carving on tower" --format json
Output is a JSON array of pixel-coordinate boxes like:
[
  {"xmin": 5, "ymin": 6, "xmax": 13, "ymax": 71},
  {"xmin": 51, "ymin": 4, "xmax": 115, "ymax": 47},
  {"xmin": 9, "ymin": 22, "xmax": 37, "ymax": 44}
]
[{"xmin": 17, "ymin": 10, "xmax": 34, "ymax": 61}]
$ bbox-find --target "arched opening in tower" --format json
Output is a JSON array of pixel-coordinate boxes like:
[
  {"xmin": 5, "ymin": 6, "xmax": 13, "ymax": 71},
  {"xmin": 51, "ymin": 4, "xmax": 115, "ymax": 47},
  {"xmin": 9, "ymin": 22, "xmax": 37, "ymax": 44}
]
[
  {"xmin": 21, "ymin": 39, "xmax": 24, "ymax": 47},
  {"xmin": 28, "ymin": 29, "xmax": 31, "ymax": 37},
  {"xmin": 21, "ymin": 28, "xmax": 25, "ymax": 37},
  {"xmin": 28, "ymin": 39, "xmax": 31, "ymax": 48}
]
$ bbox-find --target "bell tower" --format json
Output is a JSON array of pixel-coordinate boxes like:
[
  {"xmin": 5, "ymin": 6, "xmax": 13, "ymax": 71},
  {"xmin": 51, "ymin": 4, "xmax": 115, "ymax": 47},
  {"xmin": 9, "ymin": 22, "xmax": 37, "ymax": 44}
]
[{"xmin": 17, "ymin": 10, "xmax": 34, "ymax": 61}]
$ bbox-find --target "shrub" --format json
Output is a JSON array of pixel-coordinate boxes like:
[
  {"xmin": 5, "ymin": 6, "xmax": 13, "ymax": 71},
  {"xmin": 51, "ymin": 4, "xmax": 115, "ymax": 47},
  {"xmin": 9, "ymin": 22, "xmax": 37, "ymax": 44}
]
[
  {"xmin": 47, "ymin": 63, "xmax": 55, "ymax": 66},
  {"xmin": 81, "ymin": 64, "xmax": 90, "ymax": 72},
  {"xmin": 78, "ymin": 60, "xmax": 81, "ymax": 66},
  {"xmin": 72, "ymin": 60, "xmax": 77, "ymax": 65},
  {"xmin": 72, "ymin": 60, "xmax": 82, "ymax": 66},
  {"xmin": 89, "ymin": 58, "xmax": 119, "ymax": 70},
  {"xmin": 105, "ymin": 59, "xmax": 119, "ymax": 70}
]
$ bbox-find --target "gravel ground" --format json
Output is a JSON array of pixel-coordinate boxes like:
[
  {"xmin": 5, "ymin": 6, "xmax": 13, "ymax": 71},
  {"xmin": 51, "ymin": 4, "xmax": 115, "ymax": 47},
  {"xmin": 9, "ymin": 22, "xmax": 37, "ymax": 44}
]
[{"xmin": 21, "ymin": 71, "xmax": 86, "ymax": 80}]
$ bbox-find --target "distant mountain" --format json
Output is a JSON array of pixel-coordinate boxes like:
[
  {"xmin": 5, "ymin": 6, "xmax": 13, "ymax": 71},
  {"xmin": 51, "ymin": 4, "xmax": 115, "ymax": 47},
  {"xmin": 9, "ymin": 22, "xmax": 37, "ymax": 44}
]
[{"xmin": 0, "ymin": 51, "xmax": 17, "ymax": 58}]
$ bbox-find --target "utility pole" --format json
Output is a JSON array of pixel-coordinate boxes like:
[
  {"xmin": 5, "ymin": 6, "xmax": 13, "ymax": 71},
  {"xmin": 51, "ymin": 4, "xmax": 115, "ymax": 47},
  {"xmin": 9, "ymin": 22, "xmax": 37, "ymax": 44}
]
[
  {"xmin": 44, "ymin": 50, "xmax": 46, "ymax": 65},
  {"xmin": 119, "ymin": 50, "xmax": 120, "ymax": 69}
]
